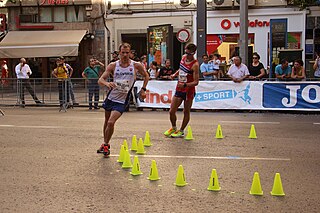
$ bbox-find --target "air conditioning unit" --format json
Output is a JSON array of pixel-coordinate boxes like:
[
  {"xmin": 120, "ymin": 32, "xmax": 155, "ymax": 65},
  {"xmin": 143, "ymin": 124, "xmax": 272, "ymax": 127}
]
[{"xmin": 212, "ymin": 0, "xmax": 256, "ymax": 7}]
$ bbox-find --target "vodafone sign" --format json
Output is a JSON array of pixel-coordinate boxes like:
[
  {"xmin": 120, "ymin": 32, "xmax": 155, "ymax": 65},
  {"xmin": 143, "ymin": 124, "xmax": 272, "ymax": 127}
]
[{"xmin": 221, "ymin": 19, "xmax": 270, "ymax": 30}]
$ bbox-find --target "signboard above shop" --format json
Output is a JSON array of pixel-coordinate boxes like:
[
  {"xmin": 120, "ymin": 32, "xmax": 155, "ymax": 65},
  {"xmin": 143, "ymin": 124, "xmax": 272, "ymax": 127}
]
[{"xmin": 5, "ymin": 0, "xmax": 92, "ymax": 6}]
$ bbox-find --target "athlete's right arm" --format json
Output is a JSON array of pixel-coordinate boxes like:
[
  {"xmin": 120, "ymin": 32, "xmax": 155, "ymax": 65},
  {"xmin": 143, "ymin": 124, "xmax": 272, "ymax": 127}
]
[{"xmin": 98, "ymin": 63, "xmax": 117, "ymax": 89}]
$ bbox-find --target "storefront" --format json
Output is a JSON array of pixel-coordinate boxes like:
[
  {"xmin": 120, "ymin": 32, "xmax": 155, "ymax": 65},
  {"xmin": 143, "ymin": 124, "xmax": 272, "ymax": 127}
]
[{"xmin": 195, "ymin": 8, "xmax": 306, "ymax": 69}]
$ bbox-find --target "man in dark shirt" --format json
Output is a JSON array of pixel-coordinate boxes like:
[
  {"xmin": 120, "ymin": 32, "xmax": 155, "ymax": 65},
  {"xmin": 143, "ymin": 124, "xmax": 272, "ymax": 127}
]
[{"xmin": 158, "ymin": 59, "xmax": 174, "ymax": 80}]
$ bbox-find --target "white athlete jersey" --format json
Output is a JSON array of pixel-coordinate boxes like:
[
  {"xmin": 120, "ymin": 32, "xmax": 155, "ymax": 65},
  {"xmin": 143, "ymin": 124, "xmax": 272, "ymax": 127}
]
[{"xmin": 107, "ymin": 60, "xmax": 135, "ymax": 104}]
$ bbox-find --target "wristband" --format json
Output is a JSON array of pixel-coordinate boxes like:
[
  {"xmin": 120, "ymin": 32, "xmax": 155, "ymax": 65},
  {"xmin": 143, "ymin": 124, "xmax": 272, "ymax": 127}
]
[
  {"xmin": 141, "ymin": 87, "xmax": 147, "ymax": 91},
  {"xmin": 183, "ymin": 82, "xmax": 187, "ymax": 88}
]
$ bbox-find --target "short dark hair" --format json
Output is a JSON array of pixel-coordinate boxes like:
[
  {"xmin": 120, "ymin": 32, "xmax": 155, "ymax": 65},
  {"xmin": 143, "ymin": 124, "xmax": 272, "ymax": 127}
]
[
  {"xmin": 253, "ymin": 52, "xmax": 260, "ymax": 60},
  {"xmin": 185, "ymin": 43, "xmax": 197, "ymax": 53},
  {"xmin": 281, "ymin": 58, "xmax": 288, "ymax": 65},
  {"xmin": 202, "ymin": 54, "xmax": 208, "ymax": 58},
  {"xmin": 151, "ymin": 61, "xmax": 157, "ymax": 66}
]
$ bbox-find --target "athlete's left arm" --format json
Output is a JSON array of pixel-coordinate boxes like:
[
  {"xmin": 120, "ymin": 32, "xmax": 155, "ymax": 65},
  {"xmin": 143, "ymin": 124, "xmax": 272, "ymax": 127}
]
[
  {"xmin": 187, "ymin": 62, "xmax": 200, "ymax": 87},
  {"xmin": 135, "ymin": 62, "xmax": 150, "ymax": 99}
]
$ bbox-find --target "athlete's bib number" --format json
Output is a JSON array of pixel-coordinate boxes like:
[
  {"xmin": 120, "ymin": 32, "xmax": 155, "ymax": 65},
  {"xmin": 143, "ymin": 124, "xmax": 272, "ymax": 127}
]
[
  {"xmin": 115, "ymin": 80, "xmax": 130, "ymax": 93},
  {"xmin": 178, "ymin": 70, "xmax": 187, "ymax": 82}
]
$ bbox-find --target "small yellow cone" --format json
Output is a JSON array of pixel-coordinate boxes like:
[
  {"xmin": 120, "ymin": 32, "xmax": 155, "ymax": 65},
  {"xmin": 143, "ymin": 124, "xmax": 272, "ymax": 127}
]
[
  {"xmin": 174, "ymin": 165, "xmax": 187, "ymax": 187},
  {"xmin": 130, "ymin": 156, "xmax": 143, "ymax": 176},
  {"xmin": 143, "ymin": 131, "xmax": 152, "ymax": 147},
  {"xmin": 121, "ymin": 150, "xmax": 133, "ymax": 169},
  {"xmin": 147, "ymin": 160, "xmax": 160, "ymax": 181},
  {"xmin": 249, "ymin": 172, "xmax": 263, "ymax": 195},
  {"xmin": 271, "ymin": 173, "xmax": 285, "ymax": 196},
  {"xmin": 185, "ymin": 125, "xmax": 194, "ymax": 141},
  {"xmin": 130, "ymin": 135, "xmax": 138, "ymax": 151},
  {"xmin": 215, "ymin": 124, "xmax": 224, "ymax": 139},
  {"xmin": 248, "ymin": 124, "xmax": 257, "ymax": 139},
  {"xmin": 207, "ymin": 169, "xmax": 221, "ymax": 191},
  {"xmin": 136, "ymin": 138, "xmax": 146, "ymax": 155},
  {"xmin": 117, "ymin": 145, "xmax": 125, "ymax": 163},
  {"xmin": 122, "ymin": 139, "xmax": 129, "ymax": 150}
]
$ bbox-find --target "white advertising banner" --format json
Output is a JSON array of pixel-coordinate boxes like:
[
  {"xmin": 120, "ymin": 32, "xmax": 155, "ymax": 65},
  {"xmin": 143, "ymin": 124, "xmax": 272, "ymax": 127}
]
[{"xmin": 134, "ymin": 81, "xmax": 320, "ymax": 111}]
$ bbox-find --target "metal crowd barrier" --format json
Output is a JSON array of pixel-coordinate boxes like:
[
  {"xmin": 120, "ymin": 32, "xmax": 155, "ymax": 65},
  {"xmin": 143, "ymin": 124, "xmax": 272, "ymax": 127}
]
[{"xmin": 0, "ymin": 78, "xmax": 107, "ymax": 108}]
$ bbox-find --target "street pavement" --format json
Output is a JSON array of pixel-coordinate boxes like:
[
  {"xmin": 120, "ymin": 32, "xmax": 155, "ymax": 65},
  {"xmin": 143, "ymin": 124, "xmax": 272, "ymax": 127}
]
[{"xmin": 0, "ymin": 107, "xmax": 319, "ymax": 212}]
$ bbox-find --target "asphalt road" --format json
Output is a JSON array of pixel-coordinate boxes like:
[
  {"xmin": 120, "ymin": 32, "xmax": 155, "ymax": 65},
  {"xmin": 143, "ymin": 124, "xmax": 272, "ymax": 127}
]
[{"xmin": 0, "ymin": 107, "xmax": 319, "ymax": 212}]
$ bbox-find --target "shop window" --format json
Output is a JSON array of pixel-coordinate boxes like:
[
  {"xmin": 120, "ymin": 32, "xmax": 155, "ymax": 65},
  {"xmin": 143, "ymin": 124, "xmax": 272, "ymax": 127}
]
[
  {"xmin": 306, "ymin": 16, "xmax": 315, "ymax": 29},
  {"xmin": 67, "ymin": 6, "xmax": 85, "ymax": 22},
  {"xmin": 54, "ymin": 7, "xmax": 66, "ymax": 22},
  {"xmin": 39, "ymin": 7, "xmax": 52, "ymax": 23}
]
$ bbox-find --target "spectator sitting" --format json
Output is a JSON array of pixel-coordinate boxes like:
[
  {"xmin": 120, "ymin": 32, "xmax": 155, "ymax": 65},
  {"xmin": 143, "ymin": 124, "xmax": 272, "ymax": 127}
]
[
  {"xmin": 275, "ymin": 59, "xmax": 291, "ymax": 81},
  {"xmin": 148, "ymin": 61, "xmax": 159, "ymax": 80},
  {"xmin": 291, "ymin": 59, "xmax": 306, "ymax": 81},
  {"xmin": 227, "ymin": 56, "xmax": 249, "ymax": 83},
  {"xmin": 159, "ymin": 59, "xmax": 174, "ymax": 80},
  {"xmin": 248, "ymin": 52, "xmax": 265, "ymax": 80},
  {"xmin": 313, "ymin": 51, "xmax": 320, "ymax": 79},
  {"xmin": 200, "ymin": 54, "xmax": 213, "ymax": 81}
]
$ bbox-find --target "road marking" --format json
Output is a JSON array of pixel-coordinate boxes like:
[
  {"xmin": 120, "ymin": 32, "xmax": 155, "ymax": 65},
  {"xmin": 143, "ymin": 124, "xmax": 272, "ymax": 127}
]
[
  {"xmin": 314, "ymin": 123, "xmax": 320, "ymax": 125},
  {"xmin": 0, "ymin": 125, "xmax": 62, "ymax": 129},
  {"xmin": 110, "ymin": 154, "xmax": 290, "ymax": 161},
  {"xmin": 220, "ymin": 121, "xmax": 280, "ymax": 124}
]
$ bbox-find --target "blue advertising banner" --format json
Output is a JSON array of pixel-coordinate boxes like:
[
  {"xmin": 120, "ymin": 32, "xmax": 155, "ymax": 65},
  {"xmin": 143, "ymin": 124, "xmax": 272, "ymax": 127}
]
[{"xmin": 263, "ymin": 83, "xmax": 320, "ymax": 109}]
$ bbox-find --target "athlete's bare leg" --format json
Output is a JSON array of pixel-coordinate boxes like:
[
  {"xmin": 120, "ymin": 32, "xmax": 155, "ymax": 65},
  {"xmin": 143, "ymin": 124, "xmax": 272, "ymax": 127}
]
[
  {"xmin": 180, "ymin": 99, "xmax": 193, "ymax": 131},
  {"xmin": 104, "ymin": 110, "xmax": 122, "ymax": 144},
  {"xmin": 169, "ymin": 96, "xmax": 183, "ymax": 128}
]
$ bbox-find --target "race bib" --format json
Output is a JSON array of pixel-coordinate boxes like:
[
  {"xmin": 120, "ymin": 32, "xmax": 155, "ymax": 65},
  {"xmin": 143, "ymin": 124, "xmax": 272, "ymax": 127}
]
[
  {"xmin": 115, "ymin": 80, "xmax": 130, "ymax": 93},
  {"xmin": 178, "ymin": 70, "xmax": 187, "ymax": 82}
]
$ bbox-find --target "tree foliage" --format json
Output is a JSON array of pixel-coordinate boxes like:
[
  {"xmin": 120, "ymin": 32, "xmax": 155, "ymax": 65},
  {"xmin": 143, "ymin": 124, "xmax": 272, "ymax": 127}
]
[{"xmin": 288, "ymin": 0, "xmax": 319, "ymax": 9}]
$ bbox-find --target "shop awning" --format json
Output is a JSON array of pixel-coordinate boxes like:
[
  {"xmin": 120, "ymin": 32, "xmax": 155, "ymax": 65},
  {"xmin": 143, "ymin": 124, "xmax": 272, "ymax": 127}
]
[{"xmin": 0, "ymin": 30, "xmax": 86, "ymax": 58}]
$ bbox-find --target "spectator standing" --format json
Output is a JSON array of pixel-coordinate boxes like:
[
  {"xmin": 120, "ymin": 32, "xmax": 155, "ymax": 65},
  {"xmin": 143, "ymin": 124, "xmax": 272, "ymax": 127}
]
[
  {"xmin": 291, "ymin": 59, "xmax": 306, "ymax": 80},
  {"xmin": 97, "ymin": 42, "xmax": 149, "ymax": 157},
  {"xmin": 59, "ymin": 56, "xmax": 79, "ymax": 106},
  {"xmin": 200, "ymin": 54, "xmax": 213, "ymax": 81},
  {"xmin": 210, "ymin": 53, "xmax": 221, "ymax": 79},
  {"xmin": 148, "ymin": 47, "xmax": 155, "ymax": 67},
  {"xmin": 110, "ymin": 51, "xmax": 119, "ymax": 63},
  {"xmin": 1, "ymin": 60, "xmax": 9, "ymax": 85},
  {"xmin": 158, "ymin": 59, "xmax": 174, "ymax": 80},
  {"xmin": 163, "ymin": 43, "xmax": 199, "ymax": 138},
  {"xmin": 313, "ymin": 51, "xmax": 320, "ymax": 78},
  {"xmin": 275, "ymin": 59, "xmax": 291, "ymax": 81},
  {"xmin": 227, "ymin": 56, "xmax": 250, "ymax": 83},
  {"xmin": 82, "ymin": 58, "xmax": 104, "ymax": 110},
  {"xmin": 52, "ymin": 58, "xmax": 69, "ymax": 109},
  {"xmin": 148, "ymin": 61, "xmax": 159, "ymax": 80},
  {"xmin": 248, "ymin": 52, "xmax": 265, "ymax": 80},
  {"xmin": 15, "ymin": 58, "xmax": 42, "ymax": 107},
  {"xmin": 141, "ymin": 55, "xmax": 148, "ymax": 71}
]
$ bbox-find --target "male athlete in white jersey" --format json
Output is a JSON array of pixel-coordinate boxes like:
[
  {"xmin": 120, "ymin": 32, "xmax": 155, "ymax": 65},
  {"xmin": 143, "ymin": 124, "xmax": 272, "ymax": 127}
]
[{"xmin": 97, "ymin": 43, "xmax": 149, "ymax": 157}]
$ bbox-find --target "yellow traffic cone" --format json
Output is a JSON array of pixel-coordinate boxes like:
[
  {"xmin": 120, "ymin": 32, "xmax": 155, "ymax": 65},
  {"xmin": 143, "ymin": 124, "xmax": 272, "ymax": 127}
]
[
  {"xmin": 185, "ymin": 125, "xmax": 194, "ymax": 141},
  {"xmin": 121, "ymin": 150, "xmax": 132, "ymax": 169},
  {"xmin": 249, "ymin": 172, "xmax": 263, "ymax": 195},
  {"xmin": 117, "ymin": 145, "xmax": 125, "ymax": 163},
  {"xmin": 130, "ymin": 135, "xmax": 138, "ymax": 151},
  {"xmin": 207, "ymin": 169, "xmax": 221, "ymax": 191},
  {"xmin": 143, "ymin": 131, "xmax": 152, "ymax": 147},
  {"xmin": 147, "ymin": 160, "xmax": 160, "ymax": 181},
  {"xmin": 215, "ymin": 124, "xmax": 224, "ymax": 139},
  {"xmin": 174, "ymin": 165, "xmax": 187, "ymax": 187},
  {"xmin": 248, "ymin": 124, "xmax": 257, "ymax": 139},
  {"xmin": 123, "ymin": 139, "xmax": 129, "ymax": 150},
  {"xmin": 271, "ymin": 173, "xmax": 285, "ymax": 196},
  {"xmin": 130, "ymin": 156, "xmax": 143, "ymax": 176},
  {"xmin": 136, "ymin": 138, "xmax": 146, "ymax": 155}
]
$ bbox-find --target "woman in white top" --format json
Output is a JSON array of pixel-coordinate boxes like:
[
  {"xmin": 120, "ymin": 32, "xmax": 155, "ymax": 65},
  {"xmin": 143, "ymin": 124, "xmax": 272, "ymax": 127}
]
[{"xmin": 313, "ymin": 51, "xmax": 320, "ymax": 78}]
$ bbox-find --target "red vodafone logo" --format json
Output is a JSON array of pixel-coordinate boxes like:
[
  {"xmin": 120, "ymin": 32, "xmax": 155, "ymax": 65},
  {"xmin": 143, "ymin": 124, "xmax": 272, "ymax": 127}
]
[{"xmin": 221, "ymin": 19, "xmax": 231, "ymax": 30}]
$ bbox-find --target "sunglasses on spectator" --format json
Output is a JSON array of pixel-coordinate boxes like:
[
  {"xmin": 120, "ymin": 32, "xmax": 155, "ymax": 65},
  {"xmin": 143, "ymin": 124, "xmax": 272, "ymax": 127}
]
[
  {"xmin": 185, "ymin": 51, "xmax": 195, "ymax": 55},
  {"xmin": 253, "ymin": 57, "xmax": 258, "ymax": 59}
]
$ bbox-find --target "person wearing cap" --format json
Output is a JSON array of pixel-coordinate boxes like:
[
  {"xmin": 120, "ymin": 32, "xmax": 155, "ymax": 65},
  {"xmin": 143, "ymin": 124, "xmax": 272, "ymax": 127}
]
[
  {"xmin": 58, "ymin": 56, "xmax": 79, "ymax": 106},
  {"xmin": 110, "ymin": 51, "xmax": 119, "ymax": 63},
  {"xmin": 15, "ymin": 58, "xmax": 42, "ymax": 107}
]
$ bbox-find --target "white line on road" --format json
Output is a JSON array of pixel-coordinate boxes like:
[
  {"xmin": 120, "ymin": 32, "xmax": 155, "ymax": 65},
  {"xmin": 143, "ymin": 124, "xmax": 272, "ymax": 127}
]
[
  {"xmin": 110, "ymin": 154, "xmax": 290, "ymax": 161},
  {"xmin": 314, "ymin": 123, "xmax": 320, "ymax": 125},
  {"xmin": 220, "ymin": 121, "xmax": 280, "ymax": 124},
  {"xmin": 0, "ymin": 125, "xmax": 63, "ymax": 129}
]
